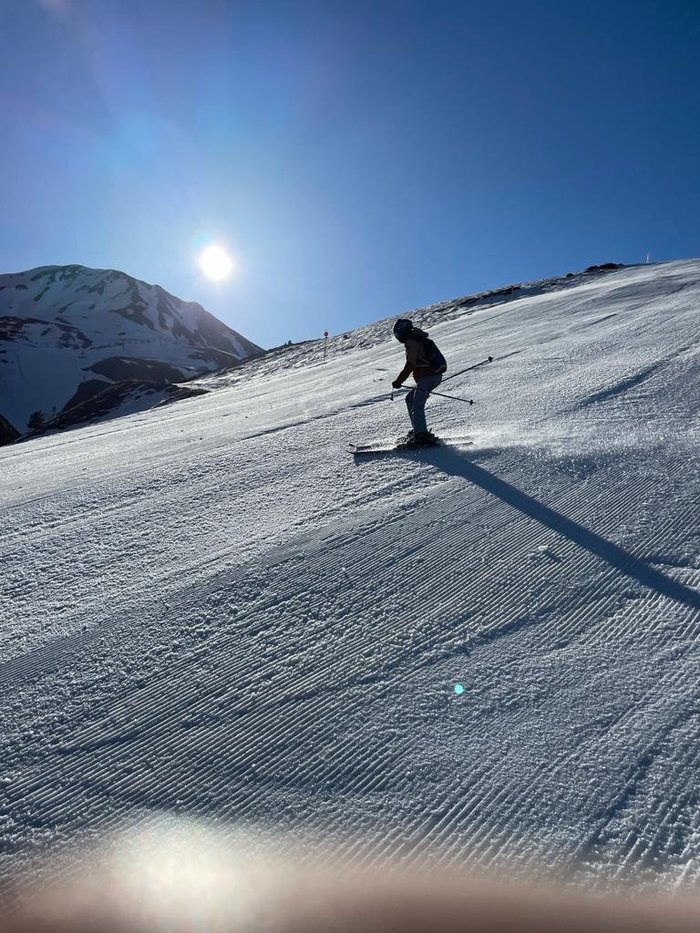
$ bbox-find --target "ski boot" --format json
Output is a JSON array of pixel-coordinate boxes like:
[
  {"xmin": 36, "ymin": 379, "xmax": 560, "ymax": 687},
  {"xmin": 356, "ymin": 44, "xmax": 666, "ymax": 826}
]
[
  {"xmin": 399, "ymin": 431, "xmax": 439, "ymax": 449},
  {"xmin": 414, "ymin": 431, "xmax": 439, "ymax": 448}
]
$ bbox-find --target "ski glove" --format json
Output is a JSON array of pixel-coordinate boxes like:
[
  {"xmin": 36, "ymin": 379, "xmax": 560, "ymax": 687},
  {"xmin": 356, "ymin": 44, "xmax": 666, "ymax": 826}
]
[{"xmin": 392, "ymin": 379, "xmax": 403, "ymax": 389}]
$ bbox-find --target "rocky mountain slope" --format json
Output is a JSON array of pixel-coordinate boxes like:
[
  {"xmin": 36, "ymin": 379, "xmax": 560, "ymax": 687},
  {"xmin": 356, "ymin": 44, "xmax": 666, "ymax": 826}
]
[{"xmin": 0, "ymin": 264, "xmax": 261, "ymax": 441}]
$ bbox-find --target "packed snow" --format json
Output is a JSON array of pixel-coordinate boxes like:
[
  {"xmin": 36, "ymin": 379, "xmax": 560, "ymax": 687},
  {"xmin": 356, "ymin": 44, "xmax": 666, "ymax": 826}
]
[{"xmin": 0, "ymin": 260, "xmax": 698, "ymax": 895}]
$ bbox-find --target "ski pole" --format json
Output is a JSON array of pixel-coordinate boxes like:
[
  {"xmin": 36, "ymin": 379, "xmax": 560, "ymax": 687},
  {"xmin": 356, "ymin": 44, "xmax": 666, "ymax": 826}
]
[
  {"xmin": 433, "ymin": 390, "xmax": 473, "ymax": 405},
  {"xmin": 389, "ymin": 356, "xmax": 493, "ymax": 398},
  {"xmin": 442, "ymin": 355, "xmax": 493, "ymax": 384},
  {"xmin": 390, "ymin": 387, "xmax": 473, "ymax": 405}
]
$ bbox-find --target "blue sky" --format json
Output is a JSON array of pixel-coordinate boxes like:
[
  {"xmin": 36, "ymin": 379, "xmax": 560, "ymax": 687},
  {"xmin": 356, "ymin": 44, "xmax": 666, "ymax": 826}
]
[{"xmin": 2, "ymin": 0, "xmax": 699, "ymax": 347}]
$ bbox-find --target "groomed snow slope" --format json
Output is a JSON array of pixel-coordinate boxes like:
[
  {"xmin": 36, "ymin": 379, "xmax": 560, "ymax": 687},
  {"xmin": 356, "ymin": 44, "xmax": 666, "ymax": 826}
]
[{"xmin": 0, "ymin": 261, "xmax": 698, "ymax": 891}]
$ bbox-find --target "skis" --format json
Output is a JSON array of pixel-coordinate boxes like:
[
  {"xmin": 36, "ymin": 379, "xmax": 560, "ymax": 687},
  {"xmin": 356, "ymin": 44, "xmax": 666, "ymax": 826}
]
[{"xmin": 349, "ymin": 436, "xmax": 473, "ymax": 455}]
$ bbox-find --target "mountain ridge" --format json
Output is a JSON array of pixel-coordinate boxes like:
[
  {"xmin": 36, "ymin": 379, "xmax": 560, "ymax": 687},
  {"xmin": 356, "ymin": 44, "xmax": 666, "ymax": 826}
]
[{"xmin": 0, "ymin": 263, "xmax": 262, "ymax": 439}]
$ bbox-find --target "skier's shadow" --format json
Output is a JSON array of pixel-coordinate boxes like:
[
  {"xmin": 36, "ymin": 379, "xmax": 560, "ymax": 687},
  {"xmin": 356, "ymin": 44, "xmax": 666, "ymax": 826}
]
[{"xmin": 427, "ymin": 449, "xmax": 700, "ymax": 610}]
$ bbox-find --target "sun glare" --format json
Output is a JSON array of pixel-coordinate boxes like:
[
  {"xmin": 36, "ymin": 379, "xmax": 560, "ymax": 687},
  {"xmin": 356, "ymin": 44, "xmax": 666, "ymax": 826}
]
[{"xmin": 199, "ymin": 244, "xmax": 234, "ymax": 281}]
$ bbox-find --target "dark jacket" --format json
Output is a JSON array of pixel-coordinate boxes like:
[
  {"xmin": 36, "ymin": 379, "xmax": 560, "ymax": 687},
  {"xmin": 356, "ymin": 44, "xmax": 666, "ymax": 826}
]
[{"xmin": 395, "ymin": 328, "xmax": 439, "ymax": 385}]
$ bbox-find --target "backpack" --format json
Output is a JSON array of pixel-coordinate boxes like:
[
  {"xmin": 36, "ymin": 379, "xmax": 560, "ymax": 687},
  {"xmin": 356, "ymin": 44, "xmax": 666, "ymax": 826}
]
[{"xmin": 416, "ymin": 333, "xmax": 447, "ymax": 373}]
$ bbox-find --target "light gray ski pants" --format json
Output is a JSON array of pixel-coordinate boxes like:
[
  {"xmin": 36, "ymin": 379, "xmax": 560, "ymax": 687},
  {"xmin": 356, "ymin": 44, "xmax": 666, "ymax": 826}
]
[{"xmin": 405, "ymin": 373, "xmax": 443, "ymax": 434}]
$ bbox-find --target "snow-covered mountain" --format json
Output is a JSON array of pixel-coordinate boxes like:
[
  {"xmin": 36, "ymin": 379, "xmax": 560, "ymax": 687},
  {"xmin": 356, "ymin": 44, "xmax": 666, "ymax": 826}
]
[
  {"xmin": 0, "ymin": 260, "xmax": 698, "ymax": 896},
  {"xmin": 0, "ymin": 264, "xmax": 262, "ymax": 440}
]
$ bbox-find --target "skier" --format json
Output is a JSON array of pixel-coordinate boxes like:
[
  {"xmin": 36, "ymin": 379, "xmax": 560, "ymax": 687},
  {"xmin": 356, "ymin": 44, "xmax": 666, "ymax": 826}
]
[{"xmin": 391, "ymin": 319, "xmax": 447, "ymax": 447}]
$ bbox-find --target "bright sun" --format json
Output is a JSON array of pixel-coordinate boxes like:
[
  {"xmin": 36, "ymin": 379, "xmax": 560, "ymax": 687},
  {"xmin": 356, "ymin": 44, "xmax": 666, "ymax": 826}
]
[{"xmin": 199, "ymin": 244, "xmax": 234, "ymax": 281}]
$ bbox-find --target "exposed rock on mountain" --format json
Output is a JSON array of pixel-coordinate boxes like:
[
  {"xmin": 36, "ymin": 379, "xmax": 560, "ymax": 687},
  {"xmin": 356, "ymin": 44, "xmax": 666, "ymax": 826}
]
[{"xmin": 0, "ymin": 264, "xmax": 261, "ymax": 441}]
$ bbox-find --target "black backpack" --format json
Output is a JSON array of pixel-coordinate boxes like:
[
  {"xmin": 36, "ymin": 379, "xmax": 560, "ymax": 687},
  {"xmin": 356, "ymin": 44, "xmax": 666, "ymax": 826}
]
[{"xmin": 417, "ymin": 334, "xmax": 447, "ymax": 373}]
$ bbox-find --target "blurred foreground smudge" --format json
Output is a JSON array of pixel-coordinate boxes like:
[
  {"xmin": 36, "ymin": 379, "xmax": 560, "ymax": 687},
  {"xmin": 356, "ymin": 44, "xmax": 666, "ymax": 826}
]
[{"xmin": 2, "ymin": 820, "xmax": 699, "ymax": 933}]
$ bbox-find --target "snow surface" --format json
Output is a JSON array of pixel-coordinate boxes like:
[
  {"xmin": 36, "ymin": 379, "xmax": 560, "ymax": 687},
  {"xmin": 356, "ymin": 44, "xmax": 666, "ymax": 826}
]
[{"xmin": 0, "ymin": 260, "xmax": 698, "ymax": 893}]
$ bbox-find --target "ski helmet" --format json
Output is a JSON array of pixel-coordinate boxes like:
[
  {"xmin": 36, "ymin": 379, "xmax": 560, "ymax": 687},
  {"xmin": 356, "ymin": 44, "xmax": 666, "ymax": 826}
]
[{"xmin": 393, "ymin": 318, "xmax": 413, "ymax": 342}]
